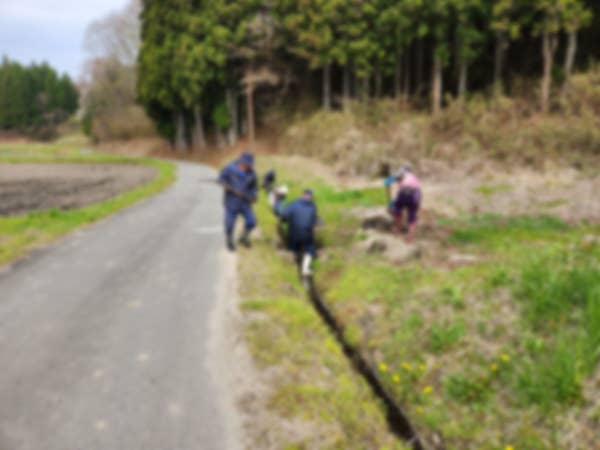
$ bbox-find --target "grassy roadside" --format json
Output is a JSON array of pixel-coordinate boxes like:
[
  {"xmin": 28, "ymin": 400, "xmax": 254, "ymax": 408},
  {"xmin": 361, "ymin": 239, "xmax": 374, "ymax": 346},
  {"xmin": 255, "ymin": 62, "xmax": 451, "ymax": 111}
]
[
  {"xmin": 237, "ymin": 159, "xmax": 408, "ymax": 449},
  {"xmin": 246, "ymin": 156, "xmax": 600, "ymax": 450},
  {"xmin": 0, "ymin": 140, "xmax": 175, "ymax": 266}
]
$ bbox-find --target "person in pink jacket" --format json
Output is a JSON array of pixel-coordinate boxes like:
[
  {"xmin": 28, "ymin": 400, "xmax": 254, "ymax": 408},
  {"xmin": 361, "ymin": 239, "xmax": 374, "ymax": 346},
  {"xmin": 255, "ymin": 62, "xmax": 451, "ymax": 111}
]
[{"xmin": 386, "ymin": 166, "xmax": 422, "ymax": 242}]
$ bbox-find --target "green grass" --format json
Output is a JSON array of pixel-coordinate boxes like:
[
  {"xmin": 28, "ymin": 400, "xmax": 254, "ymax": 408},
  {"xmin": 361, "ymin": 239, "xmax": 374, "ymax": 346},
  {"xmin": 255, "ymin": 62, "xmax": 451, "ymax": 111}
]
[
  {"xmin": 474, "ymin": 184, "xmax": 513, "ymax": 196},
  {"xmin": 236, "ymin": 156, "xmax": 412, "ymax": 448},
  {"xmin": 247, "ymin": 156, "xmax": 600, "ymax": 450},
  {"xmin": 515, "ymin": 247, "xmax": 600, "ymax": 330},
  {"xmin": 238, "ymin": 241, "xmax": 408, "ymax": 449},
  {"xmin": 511, "ymin": 246, "xmax": 600, "ymax": 409},
  {"xmin": 444, "ymin": 213, "xmax": 568, "ymax": 246},
  {"xmin": 0, "ymin": 140, "xmax": 175, "ymax": 265}
]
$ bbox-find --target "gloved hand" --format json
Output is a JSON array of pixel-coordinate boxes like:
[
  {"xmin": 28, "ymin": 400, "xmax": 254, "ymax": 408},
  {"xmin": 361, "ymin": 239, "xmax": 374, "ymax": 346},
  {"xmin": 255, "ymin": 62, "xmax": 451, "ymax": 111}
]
[{"xmin": 384, "ymin": 176, "xmax": 398, "ymax": 187}]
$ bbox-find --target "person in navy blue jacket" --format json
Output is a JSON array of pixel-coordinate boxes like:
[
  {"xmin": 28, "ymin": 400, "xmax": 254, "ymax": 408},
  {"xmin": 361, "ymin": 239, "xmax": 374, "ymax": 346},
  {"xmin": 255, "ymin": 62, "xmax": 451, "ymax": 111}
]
[
  {"xmin": 281, "ymin": 189, "xmax": 318, "ymax": 276},
  {"xmin": 218, "ymin": 152, "xmax": 258, "ymax": 251}
]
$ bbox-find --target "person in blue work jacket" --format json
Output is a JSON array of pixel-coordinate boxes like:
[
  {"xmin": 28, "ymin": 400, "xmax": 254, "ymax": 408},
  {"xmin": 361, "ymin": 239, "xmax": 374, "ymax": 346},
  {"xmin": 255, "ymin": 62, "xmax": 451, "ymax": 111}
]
[
  {"xmin": 281, "ymin": 189, "xmax": 318, "ymax": 276},
  {"xmin": 218, "ymin": 152, "xmax": 258, "ymax": 251}
]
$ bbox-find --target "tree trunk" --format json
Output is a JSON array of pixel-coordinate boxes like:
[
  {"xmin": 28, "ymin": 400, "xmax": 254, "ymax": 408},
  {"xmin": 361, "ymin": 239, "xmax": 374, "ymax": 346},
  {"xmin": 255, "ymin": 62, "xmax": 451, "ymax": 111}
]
[
  {"xmin": 175, "ymin": 111, "xmax": 187, "ymax": 153},
  {"xmin": 403, "ymin": 51, "xmax": 410, "ymax": 101},
  {"xmin": 226, "ymin": 87, "xmax": 238, "ymax": 145},
  {"xmin": 361, "ymin": 76, "xmax": 370, "ymax": 102},
  {"xmin": 431, "ymin": 51, "xmax": 443, "ymax": 115},
  {"xmin": 192, "ymin": 105, "xmax": 206, "ymax": 150},
  {"xmin": 541, "ymin": 30, "xmax": 558, "ymax": 114},
  {"xmin": 245, "ymin": 67, "xmax": 255, "ymax": 141},
  {"xmin": 323, "ymin": 63, "xmax": 332, "ymax": 110},
  {"xmin": 416, "ymin": 38, "xmax": 424, "ymax": 96},
  {"xmin": 494, "ymin": 31, "xmax": 507, "ymax": 95},
  {"xmin": 215, "ymin": 124, "xmax": 226, "ymax": 148},
  {"xmin": 375, "ymin": 69, "xmax": 383, "ymax": 98},
  {"xmin": 394, "ymin": 52, "xmax": 402, "ymax": 99},
  {"xmin": 563, "ymin": 30, "xmax": 578, "ymax": 92},
  {"xmin": 458, "ymin": 56, "xmax": 468, "ymax": 100},
  {"xmin": 342, "ymin": 64, "xmax": 351, "ymax": 110}
]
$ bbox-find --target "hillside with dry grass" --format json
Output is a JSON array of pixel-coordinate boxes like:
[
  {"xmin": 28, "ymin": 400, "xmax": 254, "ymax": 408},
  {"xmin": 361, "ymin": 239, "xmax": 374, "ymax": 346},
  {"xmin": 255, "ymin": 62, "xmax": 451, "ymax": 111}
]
[{"xmin": 282, "ymin": 70, "xmax": 600, "ymax": 177}]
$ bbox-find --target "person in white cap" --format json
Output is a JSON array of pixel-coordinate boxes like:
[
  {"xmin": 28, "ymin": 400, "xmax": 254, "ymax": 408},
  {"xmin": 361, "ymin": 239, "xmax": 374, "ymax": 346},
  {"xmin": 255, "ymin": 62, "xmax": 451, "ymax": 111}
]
[{"xmin": 269, "ymin": 185, "xmax": 289, "ymax": 217}]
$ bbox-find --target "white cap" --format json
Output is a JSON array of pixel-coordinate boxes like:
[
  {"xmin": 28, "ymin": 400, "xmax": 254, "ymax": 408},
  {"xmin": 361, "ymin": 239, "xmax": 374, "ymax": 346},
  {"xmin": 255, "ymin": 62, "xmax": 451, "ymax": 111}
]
[
  {"xmin": 275, "ymin": 185, "xmax": 289, "ymax": 195},
  {"xmin": 395, "ymin": 165, "xmax": 412, "ymax": 178}
]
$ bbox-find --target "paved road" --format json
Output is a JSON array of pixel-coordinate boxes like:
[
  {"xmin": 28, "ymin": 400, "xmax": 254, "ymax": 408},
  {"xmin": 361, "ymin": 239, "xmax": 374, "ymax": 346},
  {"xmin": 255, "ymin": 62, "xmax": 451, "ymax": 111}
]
[{"xmin": 0, "ymin": 162, "xmax": 241, "ymax": 450}]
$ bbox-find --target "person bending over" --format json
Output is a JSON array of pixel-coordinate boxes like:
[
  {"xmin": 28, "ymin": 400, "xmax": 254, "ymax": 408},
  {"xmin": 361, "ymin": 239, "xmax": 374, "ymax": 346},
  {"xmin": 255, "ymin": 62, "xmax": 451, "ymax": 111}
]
[
  {"xmin": 386, "ymin": 166, "xmax": 422, "ymax": 243},
  {"xmin": 281, "ymin": 189, "xmax": 318, "ymax": 277}
]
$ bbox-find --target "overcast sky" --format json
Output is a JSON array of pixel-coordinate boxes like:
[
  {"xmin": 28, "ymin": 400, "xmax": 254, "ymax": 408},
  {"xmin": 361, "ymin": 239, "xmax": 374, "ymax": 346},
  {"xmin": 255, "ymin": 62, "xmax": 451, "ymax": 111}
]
[{"xmin": 0, "ymin": 0, "xmax": 129, "ymax": 80}]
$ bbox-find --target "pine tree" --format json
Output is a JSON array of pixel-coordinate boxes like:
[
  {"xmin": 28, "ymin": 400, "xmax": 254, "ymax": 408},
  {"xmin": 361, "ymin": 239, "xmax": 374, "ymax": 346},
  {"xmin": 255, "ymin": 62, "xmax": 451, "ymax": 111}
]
[
  {"xmin": 275, "ymin": 0, "xmax": 342, "ymax": 109},
  {"xmin": 453, "ymin": 0, "xmax": 489, "ymax": 100},
  {"xmin": 138, "ymin": 0, "xmax": 183, "ymax": 148},
  {"xmin": 375, "ymin": 0, "xmax": 415, "ymax": 100},
  {"xmin": 491, "ymin": 0, "xmax": 525, "ymax": 95},
  {"xmin": 0, "ymin": 58, "xmax": 78, "ymax": 134}
]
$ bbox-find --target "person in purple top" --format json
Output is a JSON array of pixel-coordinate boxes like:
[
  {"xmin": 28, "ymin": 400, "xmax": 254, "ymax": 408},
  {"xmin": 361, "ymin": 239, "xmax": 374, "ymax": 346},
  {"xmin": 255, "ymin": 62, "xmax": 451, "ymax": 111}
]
[{"xmin": 385, "ymin": 166, "xmax": 422, "ymax": 242}]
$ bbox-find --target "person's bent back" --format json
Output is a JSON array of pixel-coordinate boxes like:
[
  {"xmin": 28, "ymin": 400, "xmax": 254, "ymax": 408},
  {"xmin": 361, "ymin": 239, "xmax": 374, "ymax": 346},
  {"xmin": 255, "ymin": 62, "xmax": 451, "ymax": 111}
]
[{"xmin": 281, "ymin": 189, "xmax": 318, "ymax": 276}]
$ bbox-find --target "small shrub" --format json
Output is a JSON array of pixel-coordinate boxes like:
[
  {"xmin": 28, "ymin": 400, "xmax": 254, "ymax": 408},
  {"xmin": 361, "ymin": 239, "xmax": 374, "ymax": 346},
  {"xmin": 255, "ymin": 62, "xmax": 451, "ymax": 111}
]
[
  {"xmin": 445, "ymin": 373, "xmax": 490, "ymax": 404},
  {"xmin": 429, "ymin": 321, "xmax": 465, "ymax": 354},
  {"xmin": 486, "ymin": 266, "xmax": 511, "ymax": 288},
  {"xmin": 212, "ymin": 102, "xmax": 231, "ymax": 130},
  {"xmin": 440, "ymin": 285, "xmax": 465, "ymax": 309},
  {"xmin": 91, "ymin": 106, "xmax": 156, "ymax": 141}
]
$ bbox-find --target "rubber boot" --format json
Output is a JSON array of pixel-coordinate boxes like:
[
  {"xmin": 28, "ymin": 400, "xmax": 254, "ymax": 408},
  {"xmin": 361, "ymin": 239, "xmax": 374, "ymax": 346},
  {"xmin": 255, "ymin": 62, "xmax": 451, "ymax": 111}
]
[
  {"xmin": 238, "ymin": 230, "xmax": 252, "ymax": 248},
  {"xmin": 226, "ymin": 233, "xmax": 236, "ymax": 252},
  {"xmin": 301, "ymin": 253, "xmax": 313, "ymax": 277}
]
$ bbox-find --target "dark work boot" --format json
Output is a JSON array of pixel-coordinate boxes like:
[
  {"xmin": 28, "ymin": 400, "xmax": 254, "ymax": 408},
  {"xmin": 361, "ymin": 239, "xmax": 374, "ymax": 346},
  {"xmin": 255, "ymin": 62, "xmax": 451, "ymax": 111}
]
[
  {"xmin": 226, "ymin": 233, "xmax": 236, "ymax": 252},
  {"xmin": 238, "ymin": 230, "xmax": 252, "ymax": 248}
]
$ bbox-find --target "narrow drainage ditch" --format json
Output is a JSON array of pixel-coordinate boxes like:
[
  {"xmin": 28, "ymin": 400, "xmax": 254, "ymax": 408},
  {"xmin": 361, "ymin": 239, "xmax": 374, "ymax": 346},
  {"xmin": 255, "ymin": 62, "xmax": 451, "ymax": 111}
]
[{"xmin": 304, "ymin": 277, "xmax": 424, "ymax": 450}]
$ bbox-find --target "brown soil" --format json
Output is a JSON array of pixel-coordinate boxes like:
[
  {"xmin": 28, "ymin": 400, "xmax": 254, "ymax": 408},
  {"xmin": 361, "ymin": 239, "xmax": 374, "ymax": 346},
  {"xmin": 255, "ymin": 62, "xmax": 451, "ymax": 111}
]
[
  {"xmin": 420, "ymin": 161, "xmax": 600, "ymax": 224},
  {"xmin": 0, "ymin": 163, "xmax": 157, "ymax": 216}
]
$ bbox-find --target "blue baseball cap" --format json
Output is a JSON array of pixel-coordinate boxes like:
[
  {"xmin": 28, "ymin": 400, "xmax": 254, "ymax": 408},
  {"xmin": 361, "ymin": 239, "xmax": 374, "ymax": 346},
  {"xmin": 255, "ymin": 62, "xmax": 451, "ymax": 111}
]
[{"xmin": 239, "ymin": 152, "xmax": 254, "ymax": 166}]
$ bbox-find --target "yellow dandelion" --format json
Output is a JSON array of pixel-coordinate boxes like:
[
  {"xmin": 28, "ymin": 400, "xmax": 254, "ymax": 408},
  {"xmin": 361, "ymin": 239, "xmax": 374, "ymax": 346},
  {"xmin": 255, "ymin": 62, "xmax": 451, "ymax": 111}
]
[
  {"xmin": 419, "ymin": 364, "xmax": 426, "ymax": 372},
  {"xmin": 422, "ymin": 385, "xmax": 433, "ymax": 394},
  {"xmin": 392, "ymin": 374, "xmax": 401, "ymax": 384},
  {"xmin": 490, "ymin": 363, "xmax": 499, "ymax": 372},
  {"xmin": 505, "ymin": 446, "xmax": 514, "ymax": 450},
  {"xmin": 378, "ymin": 363, "xmax": 388, "ymax": 373},
  {"xmin": 416, "ymin": 407, "xmax": 424, "ymax": 414},
  {"xmin": 402, "ymin": 362, "xmax": 413, "ymax": 372},
  {"xmin": 500, "ymin": 354, "xmax": 510, "ymax": 362}
]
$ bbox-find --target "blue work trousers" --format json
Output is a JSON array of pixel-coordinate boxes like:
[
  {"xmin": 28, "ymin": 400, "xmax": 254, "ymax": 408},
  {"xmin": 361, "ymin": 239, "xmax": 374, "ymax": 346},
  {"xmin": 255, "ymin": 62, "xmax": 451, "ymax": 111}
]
[
  {"xmin": 288, "ymin": 234, "xmax": 316, "ymax": 258},
  {"xmin": 225, "ymin": 204, "xmax": 256, "ymax": 235}
]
